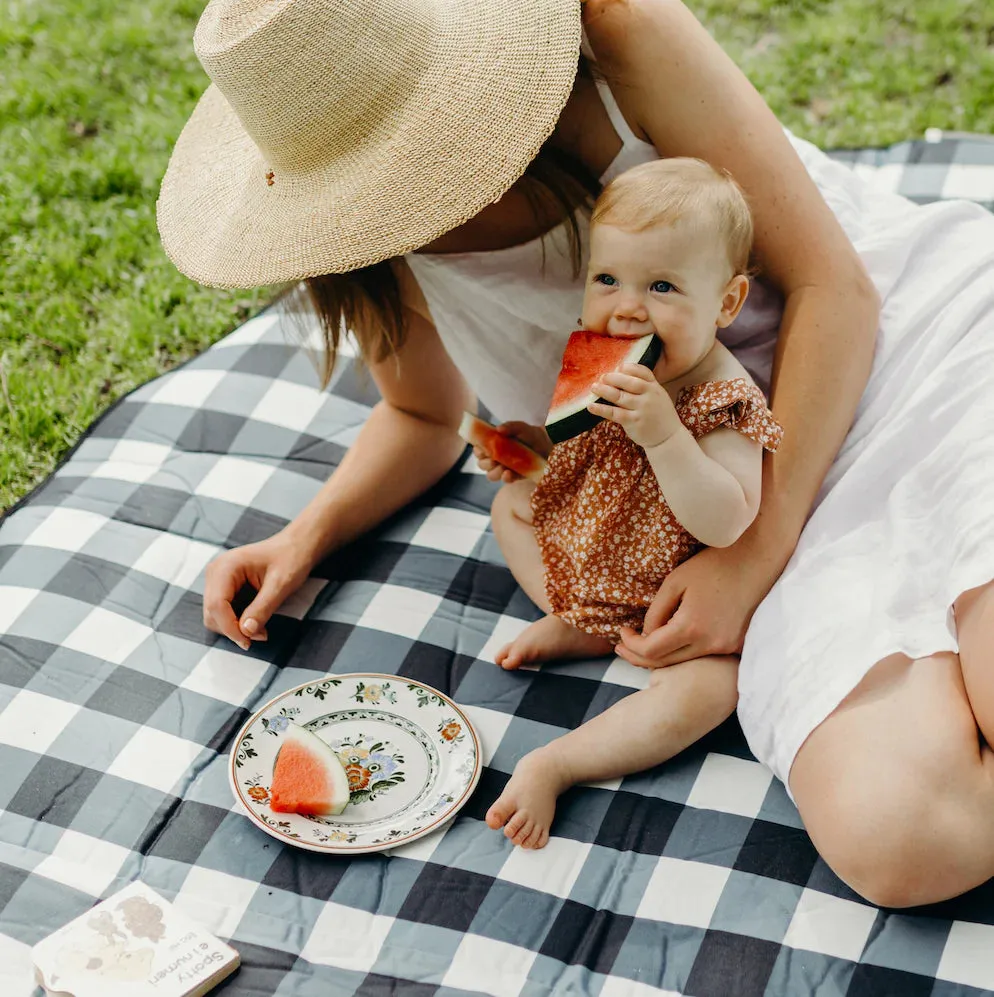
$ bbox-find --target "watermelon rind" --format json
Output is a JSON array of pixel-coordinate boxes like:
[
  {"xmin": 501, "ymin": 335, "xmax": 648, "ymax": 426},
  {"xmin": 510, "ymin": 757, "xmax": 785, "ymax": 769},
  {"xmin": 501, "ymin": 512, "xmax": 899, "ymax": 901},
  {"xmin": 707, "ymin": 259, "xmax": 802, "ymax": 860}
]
[
  {"xmin": 270, "ymin": 722, "xmax": 351, "ymax": 816},
  {"xmin": 545, "ymin": 333, "xmax": 663, "ymax": 444}
]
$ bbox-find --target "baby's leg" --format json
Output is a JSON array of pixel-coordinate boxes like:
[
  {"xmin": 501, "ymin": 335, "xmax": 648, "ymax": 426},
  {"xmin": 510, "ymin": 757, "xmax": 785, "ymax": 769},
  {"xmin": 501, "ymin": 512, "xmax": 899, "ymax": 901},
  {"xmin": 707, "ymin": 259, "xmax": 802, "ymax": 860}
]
[
  {"xmin": 486, "ymin": 655, "xmax": 739, "ymax": 847},
  {"xmin": 490, "ymin": 479, "xmax": 549, "ymax": 609},
  {"xmin": 490, "ymin": 482, "xmax": 611, "ymax": 668}
]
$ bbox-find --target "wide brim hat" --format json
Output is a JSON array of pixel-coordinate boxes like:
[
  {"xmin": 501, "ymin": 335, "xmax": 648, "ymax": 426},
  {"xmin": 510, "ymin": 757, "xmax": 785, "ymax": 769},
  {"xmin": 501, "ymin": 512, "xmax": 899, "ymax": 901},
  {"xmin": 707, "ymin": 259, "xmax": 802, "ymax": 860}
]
[{"xmin": 157, "ymin": 0, "xmax": 582, "ymax": 287}]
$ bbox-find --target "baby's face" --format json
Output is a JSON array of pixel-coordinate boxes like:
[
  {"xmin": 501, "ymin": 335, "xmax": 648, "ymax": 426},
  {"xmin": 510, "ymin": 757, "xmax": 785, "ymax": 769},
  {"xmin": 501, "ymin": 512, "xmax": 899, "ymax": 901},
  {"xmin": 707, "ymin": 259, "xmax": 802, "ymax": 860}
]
[{"xmin": 581, "ymin": 220, "xmax": 736, "ymax": 381}]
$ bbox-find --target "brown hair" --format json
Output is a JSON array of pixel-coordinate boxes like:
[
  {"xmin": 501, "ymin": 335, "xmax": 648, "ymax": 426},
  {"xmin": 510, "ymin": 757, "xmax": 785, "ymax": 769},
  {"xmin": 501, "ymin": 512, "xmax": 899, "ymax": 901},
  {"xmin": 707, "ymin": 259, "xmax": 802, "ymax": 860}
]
[
  {"xmin": 295, "ymin": 137, "xmax": 600, "ymax": 387},
  {"xmin": 592, "ymin": 157, "xmax": 754, "ymax": 277}
]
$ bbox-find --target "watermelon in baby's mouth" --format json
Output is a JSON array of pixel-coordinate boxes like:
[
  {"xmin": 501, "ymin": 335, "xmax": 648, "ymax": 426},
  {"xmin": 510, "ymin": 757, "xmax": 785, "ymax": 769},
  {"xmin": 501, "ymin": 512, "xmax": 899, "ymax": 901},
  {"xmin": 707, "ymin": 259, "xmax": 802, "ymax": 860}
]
[{"xmin": 545, "ymin": 330, "xmax": 662, "ymax": 443}]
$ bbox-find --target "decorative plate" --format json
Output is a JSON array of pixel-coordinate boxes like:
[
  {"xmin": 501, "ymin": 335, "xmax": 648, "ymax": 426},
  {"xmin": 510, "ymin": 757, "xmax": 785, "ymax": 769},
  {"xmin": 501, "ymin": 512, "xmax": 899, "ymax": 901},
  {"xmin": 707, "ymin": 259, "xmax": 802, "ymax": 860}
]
[{"xmin": 228, "ymin": 674, "xmax": 482, "ymax": 854}]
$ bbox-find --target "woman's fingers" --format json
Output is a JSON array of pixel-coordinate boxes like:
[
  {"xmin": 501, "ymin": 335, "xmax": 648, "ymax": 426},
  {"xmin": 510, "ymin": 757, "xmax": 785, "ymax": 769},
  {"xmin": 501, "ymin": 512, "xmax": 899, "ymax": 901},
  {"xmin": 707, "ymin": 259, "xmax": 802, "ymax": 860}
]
[
  {"xmin": 616, "ymin": 637, "xmax": 694, "ymax": 669},
  {"xmin": 643, "ymin": 581, "xmax": 683, "ymax": 634},
  {"xmin": 619, "ymin": 616, "xmax": 695, "ymax": 664},
  {"xmin": 212, "ymin": 602, "xmax": 252, "ymax": 652},
  {"xmin": 239, "ymin": 571, "xmax": 294, "ymax": 641},
  {"xmin": 203, "ymin": 569, "xmax": 252, "ymax": 651}
]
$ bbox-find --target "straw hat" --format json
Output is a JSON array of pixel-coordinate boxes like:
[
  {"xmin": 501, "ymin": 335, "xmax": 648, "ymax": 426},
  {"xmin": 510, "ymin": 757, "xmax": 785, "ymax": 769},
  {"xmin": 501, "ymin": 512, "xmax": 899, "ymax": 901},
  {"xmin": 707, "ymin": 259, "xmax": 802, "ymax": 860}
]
[{"xmin": 156, "ymin": 0, "xmax": 582, "ymax": 287}]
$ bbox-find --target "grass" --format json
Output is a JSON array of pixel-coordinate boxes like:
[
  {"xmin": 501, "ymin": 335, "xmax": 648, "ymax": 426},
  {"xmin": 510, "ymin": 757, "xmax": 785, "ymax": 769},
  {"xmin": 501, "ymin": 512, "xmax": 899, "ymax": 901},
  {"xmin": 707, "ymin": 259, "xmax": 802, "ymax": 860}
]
[
  {"xmin": 1, "ymin": 0, "xmax": 993, "ymax": 512},
  {"xmin": 696, "ymin": 0, "xmax": 994, "ymax": 149}
]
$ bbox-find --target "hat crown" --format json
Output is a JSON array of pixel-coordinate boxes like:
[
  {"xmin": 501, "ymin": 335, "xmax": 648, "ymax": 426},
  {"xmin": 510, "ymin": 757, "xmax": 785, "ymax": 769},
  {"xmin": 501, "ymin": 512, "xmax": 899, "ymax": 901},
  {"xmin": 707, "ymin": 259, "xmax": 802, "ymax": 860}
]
[{"xmin": 194, "ymin": 0, "xmax": 433, "ymax": 170}]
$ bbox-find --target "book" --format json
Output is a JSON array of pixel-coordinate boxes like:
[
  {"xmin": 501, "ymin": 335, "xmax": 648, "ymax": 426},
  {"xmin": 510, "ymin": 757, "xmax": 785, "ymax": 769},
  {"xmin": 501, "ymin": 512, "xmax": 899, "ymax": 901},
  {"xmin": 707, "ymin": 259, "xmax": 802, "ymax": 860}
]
[{"xmin": 32, "ymin": 880, "xmax": 240, "ymax": 997}]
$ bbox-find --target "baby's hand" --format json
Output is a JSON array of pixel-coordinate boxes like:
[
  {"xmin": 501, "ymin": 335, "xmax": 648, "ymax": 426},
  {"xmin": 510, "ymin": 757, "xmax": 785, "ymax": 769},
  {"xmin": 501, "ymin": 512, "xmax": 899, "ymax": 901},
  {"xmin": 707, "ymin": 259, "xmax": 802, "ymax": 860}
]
[
  {"xmin": 589, "ymin": 363, "xmax": 681, "ymax": 449},
  {"xmin": 473, "ymin": 421, "xmax": 552, "ymax": 483}
]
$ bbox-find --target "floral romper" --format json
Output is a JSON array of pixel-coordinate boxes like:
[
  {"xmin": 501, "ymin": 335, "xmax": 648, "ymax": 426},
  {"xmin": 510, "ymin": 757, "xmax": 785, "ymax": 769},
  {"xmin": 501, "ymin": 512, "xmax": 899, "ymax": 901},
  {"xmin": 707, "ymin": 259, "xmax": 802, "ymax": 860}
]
[{"xmin": 531, "ymin": 377, "xmax": 784, "ymax": 642}]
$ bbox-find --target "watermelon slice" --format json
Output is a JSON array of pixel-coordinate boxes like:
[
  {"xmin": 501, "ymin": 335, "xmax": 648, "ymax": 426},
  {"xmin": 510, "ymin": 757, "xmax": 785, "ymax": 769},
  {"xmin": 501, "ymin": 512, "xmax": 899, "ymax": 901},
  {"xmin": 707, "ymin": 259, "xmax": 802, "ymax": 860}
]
[
  {"xmin": 459, "ymin": 413, "xmax": 547, "ymax": 482},
  {"xmin": 545, "ymin": 331, "xmax": 663, "ymax": 443},
  {"xmin": 269, "ymin": 722, "xmax": 351, "ymax": 816}
]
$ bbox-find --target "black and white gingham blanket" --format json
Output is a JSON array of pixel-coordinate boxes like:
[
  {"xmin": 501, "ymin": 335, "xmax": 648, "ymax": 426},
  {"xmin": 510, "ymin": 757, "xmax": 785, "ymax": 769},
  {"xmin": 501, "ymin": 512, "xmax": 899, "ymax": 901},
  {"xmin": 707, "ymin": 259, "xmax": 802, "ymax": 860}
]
[{"xmin": 1, "ymin": 134, "xmax": 994, "ymax": 997}]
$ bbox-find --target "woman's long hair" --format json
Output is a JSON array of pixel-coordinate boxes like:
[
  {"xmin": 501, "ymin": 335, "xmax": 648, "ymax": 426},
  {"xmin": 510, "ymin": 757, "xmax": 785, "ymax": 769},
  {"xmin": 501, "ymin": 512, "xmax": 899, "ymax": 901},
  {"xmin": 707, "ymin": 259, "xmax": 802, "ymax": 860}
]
[{"xmin": 294, "ymin": 82, "xmax": 601, "ymax": 386}]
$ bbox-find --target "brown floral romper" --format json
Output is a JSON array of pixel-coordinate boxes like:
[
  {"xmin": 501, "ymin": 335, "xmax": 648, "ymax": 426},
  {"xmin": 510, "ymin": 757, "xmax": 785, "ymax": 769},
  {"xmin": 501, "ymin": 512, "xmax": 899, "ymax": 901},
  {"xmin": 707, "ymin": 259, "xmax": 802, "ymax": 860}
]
[{"xmin": 531, "ymin": 378, "xmax": 784, "ymax": 642}]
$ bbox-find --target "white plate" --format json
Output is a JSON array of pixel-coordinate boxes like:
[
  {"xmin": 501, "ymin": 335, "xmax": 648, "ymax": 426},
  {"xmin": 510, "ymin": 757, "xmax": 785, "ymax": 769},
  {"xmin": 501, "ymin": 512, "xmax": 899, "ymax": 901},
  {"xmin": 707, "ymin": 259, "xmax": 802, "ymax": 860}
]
[{"xmin": 229, "ymin": 674, "xmax": 482, "ymax": 854}]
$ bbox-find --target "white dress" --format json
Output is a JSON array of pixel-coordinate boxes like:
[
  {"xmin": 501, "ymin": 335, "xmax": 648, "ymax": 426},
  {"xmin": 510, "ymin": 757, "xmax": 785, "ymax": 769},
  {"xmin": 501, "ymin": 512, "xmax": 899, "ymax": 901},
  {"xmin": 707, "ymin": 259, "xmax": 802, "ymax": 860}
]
[{"xmin": 405, "ymin": 75, "xmax": 994, "ymax": 789}]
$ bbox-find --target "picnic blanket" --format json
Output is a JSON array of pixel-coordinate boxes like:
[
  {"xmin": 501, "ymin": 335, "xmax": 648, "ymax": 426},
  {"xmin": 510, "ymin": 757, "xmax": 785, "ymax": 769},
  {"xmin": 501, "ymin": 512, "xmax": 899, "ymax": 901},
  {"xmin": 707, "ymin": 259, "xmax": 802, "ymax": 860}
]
[{"xmin": 1, "ymin": 133, "xmax": 994, "ymax": 997}]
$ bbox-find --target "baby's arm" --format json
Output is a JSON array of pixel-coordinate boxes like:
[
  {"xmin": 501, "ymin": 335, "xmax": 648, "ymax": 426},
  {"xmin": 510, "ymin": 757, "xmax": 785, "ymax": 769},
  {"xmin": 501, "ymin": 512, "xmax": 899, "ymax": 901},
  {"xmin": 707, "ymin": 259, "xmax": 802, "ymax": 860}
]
[
  {"xmin": 588, "ymin": 363, "xmax": 762, "ymax": 548},
  {"xmin": 645, "ymin": 426, "xmax": 762, "ymax": 548}
]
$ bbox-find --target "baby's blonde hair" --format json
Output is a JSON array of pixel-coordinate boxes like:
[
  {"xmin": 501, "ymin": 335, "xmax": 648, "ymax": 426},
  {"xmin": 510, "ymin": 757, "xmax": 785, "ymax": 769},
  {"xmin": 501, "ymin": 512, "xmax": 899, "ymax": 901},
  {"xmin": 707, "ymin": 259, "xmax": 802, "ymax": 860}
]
[{"xmin": 592, "ymin": 157, "xmax": 753, "ymax": 276}]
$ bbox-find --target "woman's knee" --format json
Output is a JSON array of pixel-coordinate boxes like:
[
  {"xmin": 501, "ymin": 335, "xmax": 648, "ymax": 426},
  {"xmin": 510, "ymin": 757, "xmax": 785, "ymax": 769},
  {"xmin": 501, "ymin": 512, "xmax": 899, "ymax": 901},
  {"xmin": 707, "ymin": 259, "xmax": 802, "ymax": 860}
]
[
  {"xmin": 790, "ymin": 650, "xmax": 994, "ymax": 907},
  {"xmin": 793, "ymin": 735, "xmax": 994, "ymax": 908},
  {"xmin": 794, "ymin": 774, "xmax": 928, "ymax": 907}
]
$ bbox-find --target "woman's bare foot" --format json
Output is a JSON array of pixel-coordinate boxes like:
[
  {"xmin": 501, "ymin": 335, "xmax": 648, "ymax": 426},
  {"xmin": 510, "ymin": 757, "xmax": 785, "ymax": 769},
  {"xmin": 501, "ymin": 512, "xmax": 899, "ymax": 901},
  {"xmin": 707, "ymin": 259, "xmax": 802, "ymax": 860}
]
[
  {"xmin": 495, "ymin": 614, "xmax": 613, "ymax": 670},
  {"xmin": 485, "ymin": 746, "xmax": 574, "ymax": 848}
]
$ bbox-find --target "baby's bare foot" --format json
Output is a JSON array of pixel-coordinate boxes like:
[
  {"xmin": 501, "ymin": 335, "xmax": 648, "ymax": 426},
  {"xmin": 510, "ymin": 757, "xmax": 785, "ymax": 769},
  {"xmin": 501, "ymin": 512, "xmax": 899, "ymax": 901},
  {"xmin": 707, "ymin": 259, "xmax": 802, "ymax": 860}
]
[
  {"xmin": 495, "ymin": 614, "xmax": 613, "ymax": 670},
  {"xmin": 485, "ymin": 747, "xmax": 574, "ymax": 849}
]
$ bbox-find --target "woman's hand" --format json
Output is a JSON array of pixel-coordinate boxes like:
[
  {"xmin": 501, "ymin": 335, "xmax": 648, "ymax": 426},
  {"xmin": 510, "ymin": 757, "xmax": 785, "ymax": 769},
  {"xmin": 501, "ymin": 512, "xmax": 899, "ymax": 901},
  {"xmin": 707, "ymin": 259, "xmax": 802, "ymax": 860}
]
[
  {"xmin": 203, "ymin": 530, "xmax": 315, "ymax": 650},
  {"xmin": 474, "ymin": 421, "xmax": 552, "ymax": 483},
  {"xmin": 616, "ymin": 541, "xmax": 780, "ymax": 668}
]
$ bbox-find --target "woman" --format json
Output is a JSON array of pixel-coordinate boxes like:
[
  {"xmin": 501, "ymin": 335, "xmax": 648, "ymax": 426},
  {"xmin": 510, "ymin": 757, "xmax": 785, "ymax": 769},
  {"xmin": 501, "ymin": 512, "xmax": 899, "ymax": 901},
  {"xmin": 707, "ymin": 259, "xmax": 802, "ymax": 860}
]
[{"xmin": 157, "ymin": 0, "xmax": 994, "ymax": 905}]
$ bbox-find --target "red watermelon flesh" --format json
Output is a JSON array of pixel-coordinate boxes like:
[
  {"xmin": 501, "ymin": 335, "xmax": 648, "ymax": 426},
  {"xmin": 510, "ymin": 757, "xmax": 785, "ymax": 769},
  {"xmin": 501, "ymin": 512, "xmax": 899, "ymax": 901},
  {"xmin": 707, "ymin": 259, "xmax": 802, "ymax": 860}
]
[
  {"xmin": 459, "ymin": 413, "xmax": 547, "ymax": 481},
  {"xmin": 545, "ymin": 330, "xmax": 663, "ymax": 443},
  {"xmin": 269, "ymin": 722, "xmax": 351, "ymax": 816}
]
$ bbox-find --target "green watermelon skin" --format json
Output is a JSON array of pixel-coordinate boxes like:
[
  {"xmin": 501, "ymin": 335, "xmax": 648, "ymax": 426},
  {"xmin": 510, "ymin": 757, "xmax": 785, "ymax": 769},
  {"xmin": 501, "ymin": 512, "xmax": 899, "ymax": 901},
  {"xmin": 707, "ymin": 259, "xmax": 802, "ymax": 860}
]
[{"xmin": 545, "ymin": 332, "xmax": 662, "ymax": 444}]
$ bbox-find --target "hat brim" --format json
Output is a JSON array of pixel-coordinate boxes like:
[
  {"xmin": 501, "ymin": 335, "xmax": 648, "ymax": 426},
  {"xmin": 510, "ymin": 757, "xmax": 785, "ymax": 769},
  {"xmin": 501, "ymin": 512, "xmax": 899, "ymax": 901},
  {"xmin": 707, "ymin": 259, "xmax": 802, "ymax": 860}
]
[{"xmin": 157, "ymin": 0, "xmax": 582, "ymax": 287}]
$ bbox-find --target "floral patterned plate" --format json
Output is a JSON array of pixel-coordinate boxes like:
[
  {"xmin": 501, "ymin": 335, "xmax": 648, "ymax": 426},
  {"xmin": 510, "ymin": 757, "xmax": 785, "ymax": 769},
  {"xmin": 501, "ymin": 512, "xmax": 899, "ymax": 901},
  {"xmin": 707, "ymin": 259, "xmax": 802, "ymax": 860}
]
[{"xmin": 228, "ymin": 674, "xmax": 482, "ymax": 854}]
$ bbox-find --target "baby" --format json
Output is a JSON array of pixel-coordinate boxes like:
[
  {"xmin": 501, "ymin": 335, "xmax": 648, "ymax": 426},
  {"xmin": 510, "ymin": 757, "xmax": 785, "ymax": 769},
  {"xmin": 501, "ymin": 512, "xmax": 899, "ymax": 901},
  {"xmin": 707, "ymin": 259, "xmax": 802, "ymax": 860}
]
[{"xmin": 477, "ymin": 158, "xmax": 783, "ymax": 849}]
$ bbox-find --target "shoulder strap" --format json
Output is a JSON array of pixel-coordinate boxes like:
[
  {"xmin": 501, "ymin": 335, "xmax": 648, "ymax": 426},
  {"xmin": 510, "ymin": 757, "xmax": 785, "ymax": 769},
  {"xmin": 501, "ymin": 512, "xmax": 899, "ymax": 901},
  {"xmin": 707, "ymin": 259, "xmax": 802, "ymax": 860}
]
[
  {"xmin": 592, "ymin": 75, "xmax": 642, "ymax": 148},
  {"xmin": 581, "ymin": 27, "xmax": 646, "ymax": 149}
]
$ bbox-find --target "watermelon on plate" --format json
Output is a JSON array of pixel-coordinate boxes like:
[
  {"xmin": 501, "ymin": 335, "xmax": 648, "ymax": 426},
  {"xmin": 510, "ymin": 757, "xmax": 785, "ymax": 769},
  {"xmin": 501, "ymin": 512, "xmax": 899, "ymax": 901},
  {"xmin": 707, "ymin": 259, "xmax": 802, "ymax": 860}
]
[
  {"xmin": 459, "ymin": 413, "xmax": 547, "ymax": 482},
  {"xmin": 545, "ymin": 330, "xmax": 663, "ymax": 443},
  {"xmin": 269, "ymin": 722, "xmax": 351, "ymax": 816}
]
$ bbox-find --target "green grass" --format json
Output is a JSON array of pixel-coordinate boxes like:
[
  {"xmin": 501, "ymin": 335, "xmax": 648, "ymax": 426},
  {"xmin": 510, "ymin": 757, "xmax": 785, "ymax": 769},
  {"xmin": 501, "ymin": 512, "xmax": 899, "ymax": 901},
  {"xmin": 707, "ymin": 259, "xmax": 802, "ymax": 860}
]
[
  {"xmin": 695, "ymin": 0, "xmax": 994, "ymax": 149},
  {"xmin": 0, "ymin": 0, "xmax": 270, "ymax": 513},
  {"xmin": 2, "ymin": 0, "xmax": 993, "ymax": 512}
]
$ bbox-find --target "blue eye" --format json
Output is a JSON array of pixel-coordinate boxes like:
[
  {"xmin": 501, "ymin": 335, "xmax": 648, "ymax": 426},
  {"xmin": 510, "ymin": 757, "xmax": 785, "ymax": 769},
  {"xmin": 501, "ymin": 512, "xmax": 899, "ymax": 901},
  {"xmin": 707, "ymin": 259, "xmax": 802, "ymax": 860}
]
[
  {"xmin": 594, "ymin": 273, "xmax": 617, "ymax": 286},
  {"xmin": 651, "ymin": 280, "xmax": 674, "ymax": 294}
]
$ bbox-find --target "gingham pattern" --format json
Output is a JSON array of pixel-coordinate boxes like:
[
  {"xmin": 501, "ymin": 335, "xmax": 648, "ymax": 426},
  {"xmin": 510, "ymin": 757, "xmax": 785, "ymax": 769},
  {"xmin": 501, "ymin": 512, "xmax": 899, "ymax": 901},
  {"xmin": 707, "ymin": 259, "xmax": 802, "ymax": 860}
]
[{"xmin": 1, "ymin": 135, "xmax": 994, "ymax": 997}]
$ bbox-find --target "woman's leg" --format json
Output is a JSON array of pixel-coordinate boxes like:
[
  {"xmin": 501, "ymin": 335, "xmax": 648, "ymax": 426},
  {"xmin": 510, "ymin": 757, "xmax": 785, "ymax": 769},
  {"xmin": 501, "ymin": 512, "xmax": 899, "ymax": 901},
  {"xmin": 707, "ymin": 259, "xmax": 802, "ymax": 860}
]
[
  {"xmin": 790, "ymin": 579, "xmax": 994, "ymax": 908},
  {"xmin": 486, "ymin": 654, "xmax": 739, "ymax": 847}
]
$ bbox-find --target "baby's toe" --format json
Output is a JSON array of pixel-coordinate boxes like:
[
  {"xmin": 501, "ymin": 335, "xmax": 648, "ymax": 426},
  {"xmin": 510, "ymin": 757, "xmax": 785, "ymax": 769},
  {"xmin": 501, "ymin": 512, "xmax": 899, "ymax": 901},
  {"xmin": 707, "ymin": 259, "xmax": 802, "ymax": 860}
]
[
  {"xmin": 499, "ymin": 646, "xmax": 522, "ymax": 670},
  {"xmin": 485, "ymin": 797, "xmax": 514, "ymax": 830},
  {"xmin": 504, "ymin": 811, "xmax": 528, "ymax": 840},
  {"xmin": 511, "ymin": 818, "xmax": 534, "ymax": 846},
  {"xmin": 521, "ymin": 824, "xmax": 546, "ymax": 849}
]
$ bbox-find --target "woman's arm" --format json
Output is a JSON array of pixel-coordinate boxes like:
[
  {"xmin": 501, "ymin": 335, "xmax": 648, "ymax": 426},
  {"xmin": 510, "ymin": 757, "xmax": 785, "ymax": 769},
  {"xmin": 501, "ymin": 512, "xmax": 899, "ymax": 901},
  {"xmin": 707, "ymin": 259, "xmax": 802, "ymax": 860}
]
[
  {"xmin": 282, "ymin": 266, "xmax": 473, "ymax": 566},
  {"xmin": 586, "ymin": 0, "xmax": 879, "ymax": 567},
  {"xmin": 586, "ymin": 0, "xmax": 880, "ymax": 665},
  {"xmin": 202, "ymin": 259, "xmax": 474, "ymax": 648},
  {"xmin": 645, "ymin": 427, "xmax": 761, "ymax": 548}
]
